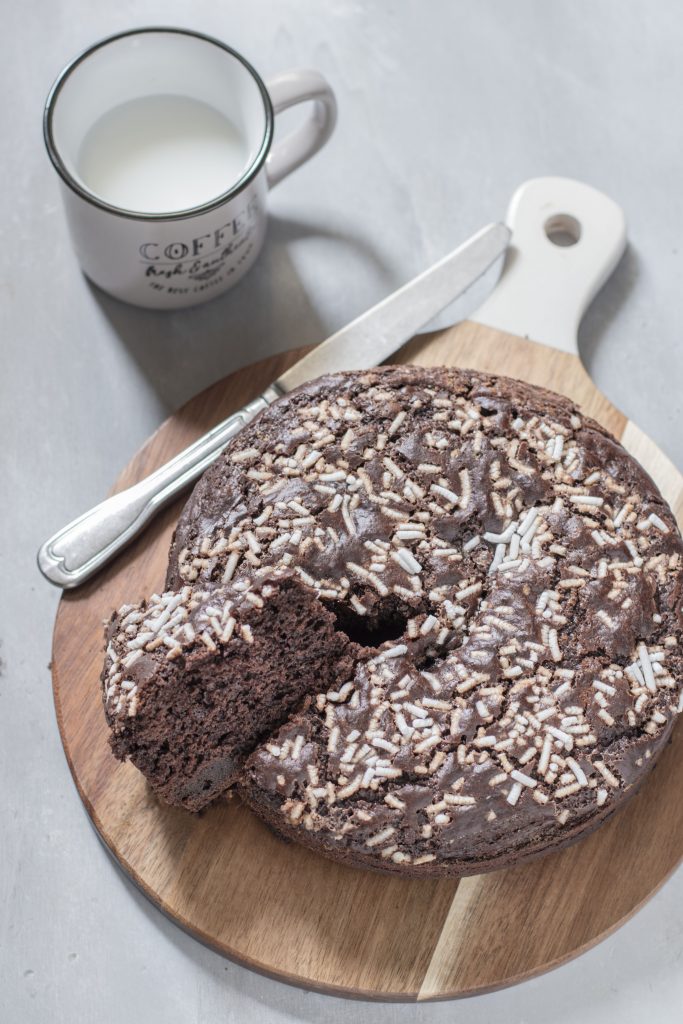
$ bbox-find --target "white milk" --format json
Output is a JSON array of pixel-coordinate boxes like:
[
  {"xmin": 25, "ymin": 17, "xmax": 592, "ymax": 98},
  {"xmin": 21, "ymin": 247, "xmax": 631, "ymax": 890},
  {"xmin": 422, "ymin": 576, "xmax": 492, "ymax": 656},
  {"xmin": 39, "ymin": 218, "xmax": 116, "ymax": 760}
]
[{"xmin": 77, "ymin": 94, "xmax": 250, "ymax": 213}]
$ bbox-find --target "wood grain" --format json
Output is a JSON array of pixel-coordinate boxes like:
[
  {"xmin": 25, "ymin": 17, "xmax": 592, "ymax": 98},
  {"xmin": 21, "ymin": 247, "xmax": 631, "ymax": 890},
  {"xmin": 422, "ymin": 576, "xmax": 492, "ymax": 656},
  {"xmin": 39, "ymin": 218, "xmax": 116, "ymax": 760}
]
[{"xmin": 51, "ymin": 322, "xmax": 683, "ymax": 1000}]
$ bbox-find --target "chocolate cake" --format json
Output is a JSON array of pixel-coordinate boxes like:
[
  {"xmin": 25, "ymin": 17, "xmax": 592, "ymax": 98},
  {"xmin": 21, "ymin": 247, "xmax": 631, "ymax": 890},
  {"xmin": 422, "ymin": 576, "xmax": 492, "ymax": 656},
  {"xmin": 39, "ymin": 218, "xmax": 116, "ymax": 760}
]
[
  {"xmin": 102, "ymin": 365, "xmax": 683, "ymax": 876},
  {"xmin": 103, "ymin": 575, "xmax": 355, "ymax": 810}
]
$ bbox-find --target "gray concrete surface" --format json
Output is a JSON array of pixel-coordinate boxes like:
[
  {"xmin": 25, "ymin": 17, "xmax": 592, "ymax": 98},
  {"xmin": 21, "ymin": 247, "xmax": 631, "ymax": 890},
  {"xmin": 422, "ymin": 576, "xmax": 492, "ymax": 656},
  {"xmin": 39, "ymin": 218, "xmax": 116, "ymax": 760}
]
[{"xmin": 2, "ymin": 2, "xmax": 682, "ymax": 1021}]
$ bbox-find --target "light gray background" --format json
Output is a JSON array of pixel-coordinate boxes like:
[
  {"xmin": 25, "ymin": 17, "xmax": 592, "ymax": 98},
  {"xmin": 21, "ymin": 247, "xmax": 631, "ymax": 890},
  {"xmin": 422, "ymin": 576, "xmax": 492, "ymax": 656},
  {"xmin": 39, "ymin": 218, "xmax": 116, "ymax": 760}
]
[{"xmin": 2, "ymin": 2, "xmax": 682, "ymax": 1021}]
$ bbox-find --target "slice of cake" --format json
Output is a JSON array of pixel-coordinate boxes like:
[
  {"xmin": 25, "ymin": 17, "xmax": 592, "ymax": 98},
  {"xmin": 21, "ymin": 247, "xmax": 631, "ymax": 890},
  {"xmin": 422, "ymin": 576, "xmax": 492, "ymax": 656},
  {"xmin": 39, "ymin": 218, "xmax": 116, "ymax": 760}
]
[{"xmin": 102, "ymin": 573, "xmax": 355, "ymax": 810}]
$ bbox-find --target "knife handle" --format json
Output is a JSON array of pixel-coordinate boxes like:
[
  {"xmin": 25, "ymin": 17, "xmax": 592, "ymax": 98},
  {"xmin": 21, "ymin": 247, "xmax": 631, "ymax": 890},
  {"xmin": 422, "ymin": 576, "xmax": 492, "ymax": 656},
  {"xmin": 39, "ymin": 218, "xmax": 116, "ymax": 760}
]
[{"xmin": 37, "ymin": 387, "xmax": 281, "ymax": 589}]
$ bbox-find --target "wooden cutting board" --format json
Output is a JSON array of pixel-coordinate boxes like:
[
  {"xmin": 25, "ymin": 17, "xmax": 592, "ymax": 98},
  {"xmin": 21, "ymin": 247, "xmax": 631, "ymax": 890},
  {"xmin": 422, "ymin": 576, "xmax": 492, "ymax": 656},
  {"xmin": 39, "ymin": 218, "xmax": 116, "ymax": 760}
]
[{"xmin": 51, "ymin": 179, "xmax": 683, "ymax": 1001}]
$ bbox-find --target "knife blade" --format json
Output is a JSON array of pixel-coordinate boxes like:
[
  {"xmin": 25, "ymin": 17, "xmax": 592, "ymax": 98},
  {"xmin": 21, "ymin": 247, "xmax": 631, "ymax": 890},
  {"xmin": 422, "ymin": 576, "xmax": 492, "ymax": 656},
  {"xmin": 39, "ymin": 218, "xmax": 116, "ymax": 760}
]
[{"xmin": 37, "ymin": 221, "xmax": 510, "ymax": 588}]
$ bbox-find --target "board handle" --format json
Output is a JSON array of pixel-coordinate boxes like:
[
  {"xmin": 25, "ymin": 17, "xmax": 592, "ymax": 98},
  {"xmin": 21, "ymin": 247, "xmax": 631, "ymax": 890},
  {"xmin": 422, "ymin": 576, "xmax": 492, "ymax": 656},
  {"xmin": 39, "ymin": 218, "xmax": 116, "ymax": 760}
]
[{"xmin": 471, "ymin": 177, "xmax": 627, "ymax": 354}]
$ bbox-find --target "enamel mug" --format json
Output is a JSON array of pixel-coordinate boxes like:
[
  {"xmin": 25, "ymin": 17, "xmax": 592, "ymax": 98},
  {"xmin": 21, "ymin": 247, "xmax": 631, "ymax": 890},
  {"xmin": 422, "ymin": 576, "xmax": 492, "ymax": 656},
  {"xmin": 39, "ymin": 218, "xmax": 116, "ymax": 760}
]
[{"xmin": 44, "ymin": 27, "xmax": 337, "ymax": 309}]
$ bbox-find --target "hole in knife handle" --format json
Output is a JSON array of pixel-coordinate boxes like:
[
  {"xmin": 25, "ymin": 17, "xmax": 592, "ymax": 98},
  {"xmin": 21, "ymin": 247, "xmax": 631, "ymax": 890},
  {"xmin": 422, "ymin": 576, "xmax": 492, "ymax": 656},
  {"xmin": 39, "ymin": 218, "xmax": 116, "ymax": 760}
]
[{"xmin": 544, "ymin": 213, "xmax": 581, "ymax": 247}]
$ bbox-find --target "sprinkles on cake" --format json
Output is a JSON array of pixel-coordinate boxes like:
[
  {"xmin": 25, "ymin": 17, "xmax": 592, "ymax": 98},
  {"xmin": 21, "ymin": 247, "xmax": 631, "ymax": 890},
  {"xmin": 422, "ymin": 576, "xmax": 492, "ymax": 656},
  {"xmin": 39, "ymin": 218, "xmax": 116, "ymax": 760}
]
[{"xmin": 102, "ymin": 366, "xmax": 683, "ymax": 876}]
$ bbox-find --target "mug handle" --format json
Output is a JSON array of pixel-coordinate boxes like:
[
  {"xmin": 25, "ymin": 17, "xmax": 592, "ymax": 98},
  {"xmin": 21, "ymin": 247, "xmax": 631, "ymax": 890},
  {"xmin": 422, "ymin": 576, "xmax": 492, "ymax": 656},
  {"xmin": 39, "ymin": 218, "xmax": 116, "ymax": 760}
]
[{"xmin": 265, "ymin": 69, "xmax": 337, "ymax": 188}]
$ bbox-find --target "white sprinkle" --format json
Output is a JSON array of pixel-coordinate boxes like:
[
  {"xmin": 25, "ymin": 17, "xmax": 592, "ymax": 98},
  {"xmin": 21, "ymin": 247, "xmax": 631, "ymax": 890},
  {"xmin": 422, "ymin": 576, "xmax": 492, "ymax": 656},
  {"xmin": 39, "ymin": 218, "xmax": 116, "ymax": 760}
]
[
  {"xmin": 374, "ymin": 766, "xmax": 403, "ymax": 779},
  {"xmin": 231, "ymin": 447, "xmax": 260, "ymax": 463},
  {"xmin": 565, "ymin": 757, "xmax": 588, "ymax": 786},
  {"xmin": 221, "ymin": 617, "xmax": 236, "ymax": 643},
  {"xmin": 388, "ymin": 411, "xmax": 407, "ymax": 435},
  {"xmin": 538, "ymin": 734, "xmax": 553, "ymax": 774},
  {"xmin": 290, "ymin": 734, "xmax": 305, "ymax": 761},
  {"xmin": 625, "ymin": 662, "xmax": 646, "ymax": 688},
  {"xmin": 222, "ymin": 550, "xmax": 240, "ymax": 583},
  {"xmin": 421, "ymin": 672, "xmax": 442, "ymax": 694},
  {"xmin": 430, "ymin": 483, "xmax": 459, "ymax": 505},
  {"xmin": 648, "ymin": 512, "xmax": 669, "ymax": 533},
  {"xmin": 508, "ymin": 533, "xmax": 521, "ymax": 560},
  {"xmin": 516, "ymin": 508, "xmax": 539, "ymax": 536},
  {"xmin": 301, "ymin": 449, "xmax": 322, "ymax": 470},
  {"xmin": 199, "ymin": 630, "xmax": 217, "ymax": 651},
  {"xmin": 474, "ymin": 735, "xmax": 497, "ymax": 748},
  {"xmin": 392, "ymin": 549, "xmax": 422, "ymax": 575},
  {"xmin": 126, "ymin": 631, "xmax": 155, "ymax": 650},
  {"xmin": 484, "ymin": 522, "xmax": 517, "ymax": 545},
  {"xmin": 506, "ymin": 782, "xmax": 523, "ymax": 806},
  {"xmin": 613, "ymin": 503, "xmax": 631, "ymax": 528},
  {"xmin": 404, "ymin": 702, "xmax": 427, "ymax": 719},
  {"xmin": 488, "ymin": 773, "xmax": 507, "ymax": 787},
  {"xmin": 122, "ymin": 649, "xmax": 143, "ymax": 669},
  {"xmin": 381, "ymin": 644, "xmax": 408, "ymax": 661},
  {"xmin": 413, "ymin": 853, "xmax": 436, "ymax": 865},
  {"xmin": 498, "ymin": 558, "xmax": 525, "ymax": 574},
  {"xmin": 555, "ymin": 782, "xmax": 581, "ymax": 799},
  {"xmin": 327, "ymin": 726, "xmax": 340, "ymax": 753},
  {"xmin": 372, "ymin": 737, "xmax": 399, "ymax": 754},
  {"xmin": 638, "ymin": 644, "xmax": 658, "ymax": 693},
  {"xmin": 547, "ymin": 726, "xmax": 573, "ymax": 748},
  {"xmin": 594, "ymin": 761, "xmax": 620, "ymax": 787},
  {"xmin": 337, "ymin": 776, "xmax": 363, "ymax": 799},
  {"xmin": 547, "ymin": 628, "xmax": 562, "ymax": 662},
  {"xmin": 510, "ymin": 769, "xmax": 537, "ymax": 788},
  {"xmin": 366, "ymin": 827, "xmax": 396, "ymax": 848},
  {"xmin": 592, "ymin": 679, "xmax": 617, "ymax": 696},
  {"xmin": 634, "ymin": 693, "xmax": 648, "ymax": 714},
  {"xmin": 395, "ymin": 712, "xmax": 414, "ymax": 738},
  {"xmin": 414, "ymin": 734, "xmax": 441, "ymax": 754},
  {"xmin": 382, "ymin": 457, "xmax": 404, "ymax": 480},
  {"xmin": 488, "ymin": 544, "xmax": 506, "ymax": 575},
  {"xmin": 445, "ymin": 793, "xmax": 476, "ymax": 806},
  {"xmin": 423, "ymin": 697, "xmax": 450, "ymax": 711},
  {"xmin": 569, "ymin": 494, "xmax": 604, "ymax": 507},
  {"xmin": 596, "ymin": 788, "xmax": 608, "ymax": 806},
  {"xmin": 327, "ymin": 493, "xmax": 343, "ymax": 514},
  {"xmin": 341, "ymin": 495, "xmax": 356, "ymax": 536}
]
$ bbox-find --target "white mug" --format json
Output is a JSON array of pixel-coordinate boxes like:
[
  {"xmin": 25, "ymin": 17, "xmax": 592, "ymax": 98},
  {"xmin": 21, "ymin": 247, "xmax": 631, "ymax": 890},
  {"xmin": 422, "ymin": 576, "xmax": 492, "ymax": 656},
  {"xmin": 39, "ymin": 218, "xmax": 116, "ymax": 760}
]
[{"xmin": 44, "ymin": 27, "xmax": 337, "ymax": 310}]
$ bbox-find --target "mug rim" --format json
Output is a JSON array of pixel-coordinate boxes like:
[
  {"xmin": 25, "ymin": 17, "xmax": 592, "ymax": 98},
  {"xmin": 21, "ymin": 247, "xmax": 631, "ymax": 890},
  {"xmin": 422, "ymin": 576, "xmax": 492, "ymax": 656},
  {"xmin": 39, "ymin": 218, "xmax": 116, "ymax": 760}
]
[{"xmin": 43, "ymin": 26, "xmax": 275, "ymax": 222}]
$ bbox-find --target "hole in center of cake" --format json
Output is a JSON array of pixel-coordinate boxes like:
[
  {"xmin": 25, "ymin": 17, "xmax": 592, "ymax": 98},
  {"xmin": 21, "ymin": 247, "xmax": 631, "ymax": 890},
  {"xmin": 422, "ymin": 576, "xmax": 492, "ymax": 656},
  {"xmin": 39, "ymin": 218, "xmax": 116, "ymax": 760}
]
[{"xmin": 324, "ymin": 595, "xmax": 414, "ymax": 650}]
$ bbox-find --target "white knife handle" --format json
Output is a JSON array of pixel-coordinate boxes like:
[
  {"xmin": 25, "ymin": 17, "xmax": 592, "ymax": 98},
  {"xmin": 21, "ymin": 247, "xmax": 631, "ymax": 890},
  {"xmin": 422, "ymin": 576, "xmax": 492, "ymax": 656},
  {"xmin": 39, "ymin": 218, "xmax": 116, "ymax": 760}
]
[
  {"xmin": 472, "ymin": 177, "xmax": 627, "ymax": 354},
  {"xmin": 37, "ymin": 388, "xmax": 281, "ymax": 588}
]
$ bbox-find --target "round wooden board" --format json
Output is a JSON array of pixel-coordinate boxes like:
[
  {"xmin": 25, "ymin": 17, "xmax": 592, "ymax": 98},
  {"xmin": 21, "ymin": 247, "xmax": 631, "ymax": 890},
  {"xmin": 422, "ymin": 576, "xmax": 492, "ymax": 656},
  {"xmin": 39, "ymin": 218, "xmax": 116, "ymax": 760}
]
[{"xmin": 52, "ymin": 323, "xmax": 683, "ymax": 1001}]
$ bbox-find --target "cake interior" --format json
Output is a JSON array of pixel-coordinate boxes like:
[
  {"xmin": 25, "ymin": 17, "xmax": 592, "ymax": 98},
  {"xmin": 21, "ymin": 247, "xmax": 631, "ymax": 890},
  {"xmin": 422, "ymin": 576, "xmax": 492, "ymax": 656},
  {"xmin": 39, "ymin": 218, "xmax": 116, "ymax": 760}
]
[{"xmin": 111, "ymin": 579, "xmax": 361, "ymax": 810}]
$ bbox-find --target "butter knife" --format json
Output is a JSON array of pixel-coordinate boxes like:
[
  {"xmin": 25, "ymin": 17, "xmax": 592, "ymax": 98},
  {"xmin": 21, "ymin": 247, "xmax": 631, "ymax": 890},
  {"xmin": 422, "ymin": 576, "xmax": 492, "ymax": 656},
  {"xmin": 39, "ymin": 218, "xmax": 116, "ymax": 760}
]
[{"xmin": 37, "ymin": 222, "xmax": 510, "ymax": 588}]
